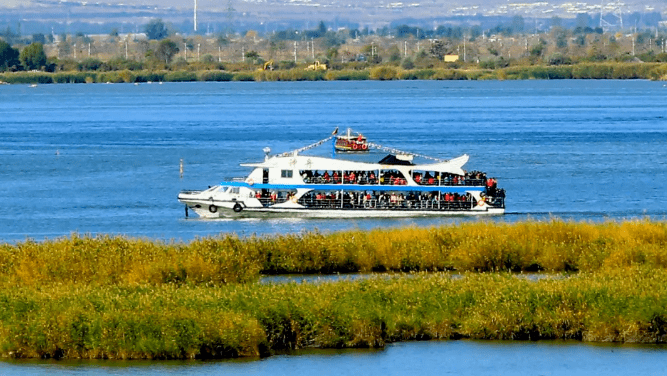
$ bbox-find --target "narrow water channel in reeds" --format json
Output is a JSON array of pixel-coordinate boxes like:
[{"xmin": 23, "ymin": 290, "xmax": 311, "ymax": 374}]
[
  {"xmin": 2, "ymin": 340, "xmax": 666, "ymax": 376},
  {"xmin": 259, "ymin": 271, "xmax": 562, "ymax": 284}
]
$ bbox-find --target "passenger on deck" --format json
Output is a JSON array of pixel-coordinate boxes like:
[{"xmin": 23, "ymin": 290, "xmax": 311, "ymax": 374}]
[
  {"xmin": 390, "ymin": 193, "xmax": 397, "ymax": 205},
  {"xmin": 425, "ymin": 172, "xmax": 433, "ymax": 185}
]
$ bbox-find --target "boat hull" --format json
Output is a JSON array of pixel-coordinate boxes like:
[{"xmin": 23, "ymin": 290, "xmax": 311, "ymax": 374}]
[{"xmin": 185, "ymin": 203, "xmax": 504, "ymax": 219}]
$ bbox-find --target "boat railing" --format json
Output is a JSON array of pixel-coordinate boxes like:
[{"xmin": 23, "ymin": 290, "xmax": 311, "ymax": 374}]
[
  {"xmin": 296, "ymin": 196, "xmax": 480, "ymax": 211},
  {"xmin": 302, "ymin": 176, "xmax": 379, "ymax": 185},
  {"xmin": 301, "ymin": 175, "xmax": 489, "ymax": 187},
  {"xmin": 415, "ymin": 178, "xmax": 487, "ymax": 187}
]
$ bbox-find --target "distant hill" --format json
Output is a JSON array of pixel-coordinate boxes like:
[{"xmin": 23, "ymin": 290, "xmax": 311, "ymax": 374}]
[{"xmin": 0, "ymin": 0, "xmax": 662, "ymax": 36}]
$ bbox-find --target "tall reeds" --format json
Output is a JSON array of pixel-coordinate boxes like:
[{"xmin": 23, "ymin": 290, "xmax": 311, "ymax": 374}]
[
  {"xmin": 2, "ymin": 220, "xmax": 667, "ymax": 359},
  {"xmin": 2, "ymin": 220, "xmax": 667, "ymax": 287},
  {"xmin": 1, "ymin": 267, "xmax": 666, "ymax": 359},
  {"xmin": 0, "ymin": 234, "xmax": 261, "ymax": 286}
]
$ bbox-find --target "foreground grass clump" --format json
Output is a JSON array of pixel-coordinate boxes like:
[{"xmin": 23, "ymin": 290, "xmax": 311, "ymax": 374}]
[
  {"xmin": 1, "ymin": 267, "xmax": 667, "ymax": 359},
  {"xmin": 2, "ymin": 220, "xmax": 667, "ymax": 287}
]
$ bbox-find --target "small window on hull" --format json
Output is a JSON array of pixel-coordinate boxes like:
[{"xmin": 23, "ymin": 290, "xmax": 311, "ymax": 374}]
[{"xmin": 281, "ymin": 170, "xmax": 293, "ymax": 178}]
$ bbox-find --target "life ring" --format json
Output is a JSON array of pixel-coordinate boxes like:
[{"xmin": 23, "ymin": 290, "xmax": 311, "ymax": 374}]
[
  {"xmin": 290, "ymin": 158, "xmax": 297, "ymax": 166},
  {"xmin": 233, "ymin": 203, "xmax": 243, "ymax": 212},
  {"xmin": 477, "ymin": 200, "xmax": 485, "ymax": 207},
  {"xmin": 290, "ymin": 196, "xmax": 298, "ymax": 203},
  {"xmin": 209, "ymin": 204, "xmax": 218, "ymax": 213},
  {"xmin": 361, "ymin": 144, "xmax": 368, "ymax": 150},
  {"xmin": 247, "ymin": 179, "xmax": 254, "ymax": 185},
  {"xmin": 352, "ymin": 143, "xmax": 359, "ymax": 150}
]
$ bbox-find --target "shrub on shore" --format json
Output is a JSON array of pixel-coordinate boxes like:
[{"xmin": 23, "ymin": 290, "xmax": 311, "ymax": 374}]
[{"xmin": 1, "ymin": 62, "xmax": 666, "ymax": 84}]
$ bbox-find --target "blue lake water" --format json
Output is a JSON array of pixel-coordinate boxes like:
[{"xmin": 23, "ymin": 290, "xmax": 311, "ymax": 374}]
[
  {"xmin": 3, "ymin": 341, "xmax": 667, "ymax": 376},
  {"xmin": 1, "ymin": 80, "xmax": 667, "ymax": 373},
  {"xmin": 1, "ymin": 80, "xmax": 666, "ymax": 242}
]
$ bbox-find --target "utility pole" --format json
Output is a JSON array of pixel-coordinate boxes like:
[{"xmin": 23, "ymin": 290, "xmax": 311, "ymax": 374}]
[
  {"xmin": 194, "ymin": 0, "xmax": 198, "ymax": 32},
  {"xmin": 294, "ymin": 41, "xmax": 297, "ymax": 63},
  {"xmin": 125, "ymin": 41, "xmax": 128, "ymax": 59},
  {"xmin": 184, "ymin": 42, "xmax": 187, "ymax": 60},
  {"xmin": 197, "ymin": 43, "xmax": 200, "ymax": 60},
  {"xmin": 242, "ymin": 46, "xmax": 245, "ymax": 62},
  {"xmin": 218, "ymin": 46, "xmax": 221, "ymax": 62},
  {"xmin": 404, "ymin": 41, "xmax": 407, "ymax": 57},
  {"xmin": 311, "ymin": 37, "xmax": 314, "ymax": 60}
]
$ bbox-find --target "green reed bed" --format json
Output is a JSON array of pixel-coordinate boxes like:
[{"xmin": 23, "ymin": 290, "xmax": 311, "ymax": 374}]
[
  {"xmin": 2, "ymin": 220, "xmax": 667, "ymax": 287},
  {"xmin": 2, "ymin": 62, "xmax": 666, "ymax": 85},
  {"xmin": 1, "ymin": 266, "xmax": 666, "ymax": 359},
  {"xmin": 0, "ymin": 235, "xmax": 261, "ymax": 286}
]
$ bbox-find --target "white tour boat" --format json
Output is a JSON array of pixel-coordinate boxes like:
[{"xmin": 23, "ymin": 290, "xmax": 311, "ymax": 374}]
[{"xmin": 178, "ymin": 131, "xmax": 505, "ymax": 218}]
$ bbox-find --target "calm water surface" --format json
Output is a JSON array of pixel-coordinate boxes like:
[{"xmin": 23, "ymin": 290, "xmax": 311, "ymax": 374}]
[
  {"xmin": 1, "ymin": 80, "xmax": 666, "ymax": 373},
  {"xmin": 3, "ymin": 341, "xmax": 666, "ymax": 376},
  {"xmin": 1, "ymin": 80, "xmax": 666, "ymax": 242}
]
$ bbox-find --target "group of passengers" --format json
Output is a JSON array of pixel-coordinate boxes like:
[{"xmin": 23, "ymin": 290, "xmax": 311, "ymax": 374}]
[
  {"xmin": 380, "ymin": 170, "xmax": 408, "ymax": 185},
  {"xmin": 254, "ymin": 190, "xmax": 294, "ymax": 205},
  {"xmin": 299, "ymin": 169, "xmax": 497, "ymax": 189},
  {"xmin": 301, "ymin": 170, "xmax": 379, "ymax": 185},
  {"xmin": 413, "ymin": 170, "xmax": 489, "ymax": 187},
  {"xmin": 485, "ymin": 178, "xmax": 505, "ymax": 201},
  {"xmin": 299, "ymin": 190, "xmax": 475, "ymax": 210},
  {"xmin": 254, "ymin": 187, "xmax": 503, "ymax": 209}
]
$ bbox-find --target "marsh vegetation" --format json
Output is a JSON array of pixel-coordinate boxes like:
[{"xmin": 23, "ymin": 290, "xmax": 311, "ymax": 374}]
[{"xmin": 2, "ymin": 220, "xmax": 667, "ymax": 359}]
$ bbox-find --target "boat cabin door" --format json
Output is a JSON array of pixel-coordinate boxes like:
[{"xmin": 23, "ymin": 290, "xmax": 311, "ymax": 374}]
[{"xmin": 262, "ymin": 168, "xmax": 269, "ymax": 196}]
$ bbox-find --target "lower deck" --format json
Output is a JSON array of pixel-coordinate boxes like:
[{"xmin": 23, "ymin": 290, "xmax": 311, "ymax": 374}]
[{"xmin": 188, "ymin": 205, "xmax": 505, "ymax": 219}]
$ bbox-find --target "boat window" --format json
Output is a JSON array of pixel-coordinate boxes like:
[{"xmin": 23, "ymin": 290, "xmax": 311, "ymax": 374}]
[
  {"xmin": 230, "ymin": 187, "xmax": 240, "ymax": 194},
  {"xmin": 380, "ymin": 169, "xmax": 407, "ymax": 185},
  {"xmin": 411, "ymin": 170, "xmax": 439, "ymax": 185},
  {"xmin": 281, "ymin": 170, "xmax": 293, "ymax": 178}
]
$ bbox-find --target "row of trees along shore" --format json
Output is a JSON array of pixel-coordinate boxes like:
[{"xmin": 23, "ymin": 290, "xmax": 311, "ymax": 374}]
[
  {"xmin": 3, "ymin": 18, "xmax": 667, "ymax": 83},
  {"xmin": 2, "ymin": 220, "xmax": 667, "ymax": 359}
]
